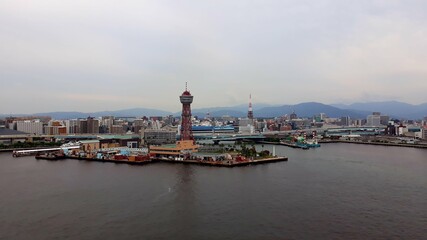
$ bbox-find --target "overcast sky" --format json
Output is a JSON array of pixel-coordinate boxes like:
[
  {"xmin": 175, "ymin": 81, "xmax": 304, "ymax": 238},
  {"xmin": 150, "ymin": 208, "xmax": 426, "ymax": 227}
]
[{"xmin": 1, "ymin": 0, "xmax": 426, "ymax": 113}]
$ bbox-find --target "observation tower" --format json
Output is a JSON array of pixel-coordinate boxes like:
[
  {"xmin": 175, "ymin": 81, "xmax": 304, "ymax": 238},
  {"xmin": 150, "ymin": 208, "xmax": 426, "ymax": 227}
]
[
  {"xmin": 247, "ymin": 94, "xmax": 254, "ymax": 119},
  {"xmin": 180, "ymin": 83, "xmax": 194, "ymax": 141}
]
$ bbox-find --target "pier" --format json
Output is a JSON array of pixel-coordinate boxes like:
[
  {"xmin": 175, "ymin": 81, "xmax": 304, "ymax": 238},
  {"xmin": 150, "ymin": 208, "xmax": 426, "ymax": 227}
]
[
  {"xmin": 12, "ymin": 146, "xmax": 80, "ymax": 157},
  {"xmin": 34, "ymin": 154, "xmax": 288, "ymax": 167},
  {"xmin": 153, "ymin": 156, "xmax": 288, "ymax": 167}
]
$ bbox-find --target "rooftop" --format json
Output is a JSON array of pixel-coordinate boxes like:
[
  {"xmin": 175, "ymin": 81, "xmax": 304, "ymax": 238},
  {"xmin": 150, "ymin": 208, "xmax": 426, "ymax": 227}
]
[
  {"xmin": 98, "ymin": 135, "xmax": 140, "ymax": 140},
  {"xmin": 157, "ymin": 144, "xmax": 177, "ymax": 148},
  {"xmin": 0, "ymin": 128, "xmax": 28, "ymax": 136},
  {"xmin": 79, "ymin": 140, "xmax": 100, "ymax": 144}
]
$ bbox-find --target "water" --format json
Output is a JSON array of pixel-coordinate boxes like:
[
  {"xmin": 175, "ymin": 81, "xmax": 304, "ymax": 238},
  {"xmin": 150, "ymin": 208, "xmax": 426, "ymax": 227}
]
[{"xmin": 0, "ymin": 143, "xmax": 426, "ymax": 240}]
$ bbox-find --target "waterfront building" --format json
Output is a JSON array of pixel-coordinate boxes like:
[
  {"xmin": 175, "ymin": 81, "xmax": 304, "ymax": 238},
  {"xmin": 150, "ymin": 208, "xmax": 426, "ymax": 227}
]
[
  {"xmin": 98, "ymin": 135, "xmax": 140, "ymax": 148},
  {"xmin": 143, "ymin": 129, "xmax": 176, "ymax": 145},
  {"xmin": 149, "ymin": 140, "xmax": 198, "ymax": 157},
  {"xmin": 79, "ymin": 140, "xmax": 100, "ymax": 154},
  {"xmin": 406, "ymin": 127, "xmax": 423, "ymax": 139},
  {"xmin": 0, "ymin": 127, "xmax": 28, "ymax": 145},
  {"xmin": 385, "ymin": 123, "xmax": 397, "ymax": 136},
  {"xmin": 397, "ymin": 125, "xmax": 407, "ymax": 136},
  {"xmin": 15, "ymin": 120, "xmax": 44, "ymax": 135},
  {"xmin": 423, "ymin": 127, "xmax": 427, "ymax": 139}
]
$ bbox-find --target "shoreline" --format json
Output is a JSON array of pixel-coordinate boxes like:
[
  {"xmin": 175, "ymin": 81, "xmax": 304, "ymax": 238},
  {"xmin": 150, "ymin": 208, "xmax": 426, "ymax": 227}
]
[
  {"xmin": 258, "ymin": 140, "xmax": 427, "ymax": 149},
  {"xmin": 34, "ymin": 155, "xmax": 288, "ymax": 167},
  {"xmin": 318, "ymin": 140, "xmax": 427, "ymax": 149}
]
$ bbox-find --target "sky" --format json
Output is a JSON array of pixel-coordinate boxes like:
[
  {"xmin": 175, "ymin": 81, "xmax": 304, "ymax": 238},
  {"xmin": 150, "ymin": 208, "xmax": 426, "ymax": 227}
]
[{"xmin": 1, "ymin": 0, "xmax": 427, "ymax": 113}]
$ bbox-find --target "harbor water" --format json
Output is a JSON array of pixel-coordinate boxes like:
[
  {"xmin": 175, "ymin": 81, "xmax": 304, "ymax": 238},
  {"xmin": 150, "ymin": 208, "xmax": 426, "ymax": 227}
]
[{"xmin": 0, "ymin": 143, "xmax": 426, "ymax": 239}]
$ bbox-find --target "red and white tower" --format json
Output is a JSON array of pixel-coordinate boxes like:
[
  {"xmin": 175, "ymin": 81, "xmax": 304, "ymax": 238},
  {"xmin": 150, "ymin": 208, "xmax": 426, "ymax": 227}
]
[
  {"xmin": 180, "ymin": 83, "xmax": 194, "ymax": 141},
  {"xmin": 247, "ymin": 94, "xmax": 254, "ymax": 119}
]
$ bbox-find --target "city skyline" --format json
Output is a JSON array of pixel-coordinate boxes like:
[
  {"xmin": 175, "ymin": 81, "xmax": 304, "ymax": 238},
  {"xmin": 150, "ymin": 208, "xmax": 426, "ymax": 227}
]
[{"xmin": 1, "ymin": 1, "xmax": 427, "ymax": 113}]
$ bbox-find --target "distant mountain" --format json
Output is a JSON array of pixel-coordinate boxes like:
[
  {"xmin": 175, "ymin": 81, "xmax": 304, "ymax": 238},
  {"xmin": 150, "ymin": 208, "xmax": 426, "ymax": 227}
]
[
  {"xmin": 256, "ymin": 102, "xmax": 369, "ymax": 118},
  {"xmin": 2, "ymin": 101, "xmax": 424, "ymax": 120},
  {"xmin": 10, "ymin": 108, "xmax": 173, "ymax": 120},
  {"xmin": 182, "ymin": 103, "xmax": 276, "ymax": 118},
  {"xmin": 0, "ymin": 103, "xmax": 370, "ymax": 120},
  {"xmin": 192, "ymin": 110, "xmax": 246, "ymax": 118},
  {"xmin": 90, "ymin": 108, "xmax": 173, "ymax": 118},
  {"xmin": 332, "ymin": 101, "xmax": 427, "ymax": 119}
]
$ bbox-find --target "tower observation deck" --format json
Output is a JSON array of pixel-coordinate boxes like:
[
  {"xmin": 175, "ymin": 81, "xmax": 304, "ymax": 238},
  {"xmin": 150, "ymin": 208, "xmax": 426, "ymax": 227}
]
[{"xmin": 180, "ymin": 83, "xmax": 194, "ymax": 141}]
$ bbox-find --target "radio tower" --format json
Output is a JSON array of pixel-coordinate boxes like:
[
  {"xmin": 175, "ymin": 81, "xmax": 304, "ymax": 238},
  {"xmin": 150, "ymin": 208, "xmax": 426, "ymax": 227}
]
[
  {"xmin": 247, "ymin": 94, "xmax": 254, "ymax": 119},
  {"xmin": 180, "ymin": 83, "xmax": 194, "ymax": 141}
]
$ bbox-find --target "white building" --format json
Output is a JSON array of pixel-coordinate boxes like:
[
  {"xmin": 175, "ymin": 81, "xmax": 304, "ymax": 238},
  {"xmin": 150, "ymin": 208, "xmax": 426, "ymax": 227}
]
[
  {"xmin": 15, "ymin": 120, "xmax": 44, "ymax": 135},
  {"xmin": 423, "ymin": 127, "xmax": 427, "ymax": 139},
  {"xmin": 366, "ymin": 115, "xmax": 381, "ymax": 127},
  {"xmin": 64, "ymin": 119, "xmax": 79, "ymax": 134},
  {"xmin": 239, "ymin": 118, "xmax": 255, "ymax": 134}
]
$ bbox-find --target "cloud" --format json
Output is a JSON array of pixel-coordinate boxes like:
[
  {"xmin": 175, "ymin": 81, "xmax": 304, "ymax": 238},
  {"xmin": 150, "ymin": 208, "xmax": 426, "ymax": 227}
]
[{"xmin": 0, "ymin": 0, "xmax": 426, "ymax": 113}]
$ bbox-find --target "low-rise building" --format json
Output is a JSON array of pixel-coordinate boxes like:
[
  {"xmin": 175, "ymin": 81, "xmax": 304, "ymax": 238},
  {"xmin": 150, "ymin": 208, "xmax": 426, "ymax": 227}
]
[
  {"xmin": 149, "ymin": 140, "xmax": 198, "ymax": 157},
  {"xmin": 143, "ymin": 129, "xmax": 176, "ymax": 145},
  {"xmin": 79, "ymin": 140, "xmax": 100, "ymax": 152}
]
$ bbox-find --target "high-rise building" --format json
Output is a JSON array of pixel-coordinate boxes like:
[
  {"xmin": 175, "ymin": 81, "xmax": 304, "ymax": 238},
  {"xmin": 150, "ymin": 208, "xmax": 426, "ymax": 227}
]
[
  {"xmin": 101, "ymin": 116, "xmax": 114, "ymax": 133},
  {"xmin": 110, "ymin": 125, "xmax": 125, "ymax": 134},
  {"xmin": 15, "ymin": 120, "xmax": 44, "ymax": 135},
  {"xmin": 380, "ymin": 115, "xmax": 390, "ymax": 125},
  {"xmin": 44, "ymin": 120, "xmax": 67, "ymax": 135},
  {"xmin": 78, "ymin": 117, "xmax": 99, "ymax": 134},
  {"xmin": 87, "ymin": 117, "xmax": 99, "ymax": 134},
  {"xmin": 340, "ymin": 116, "xmax": 351, "ymax": 126},
  {"xmin": 367, "ymin": 113, "xmax": 381, "ymax": 126},
  {"xmin": 64, "ymin": 119, "xmax": 79, "ymax": 134},
  {"xmin": 133, "ymin": 119, "xmax": 147, "ymax": 134},
  {"xmin": 179, "ymin": 83, "xmax": 194, "ymax": 141}
]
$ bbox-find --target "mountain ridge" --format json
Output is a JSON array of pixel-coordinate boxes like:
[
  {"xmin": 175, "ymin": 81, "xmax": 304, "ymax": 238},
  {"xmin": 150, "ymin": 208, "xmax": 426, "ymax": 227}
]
[
  {"xmin": 331, "ymin": 101, "xmax": 427, "ymax": 119},
  {"xmin": 1, "ymin": 101, "xmax": 425, "ymax": 120}
]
